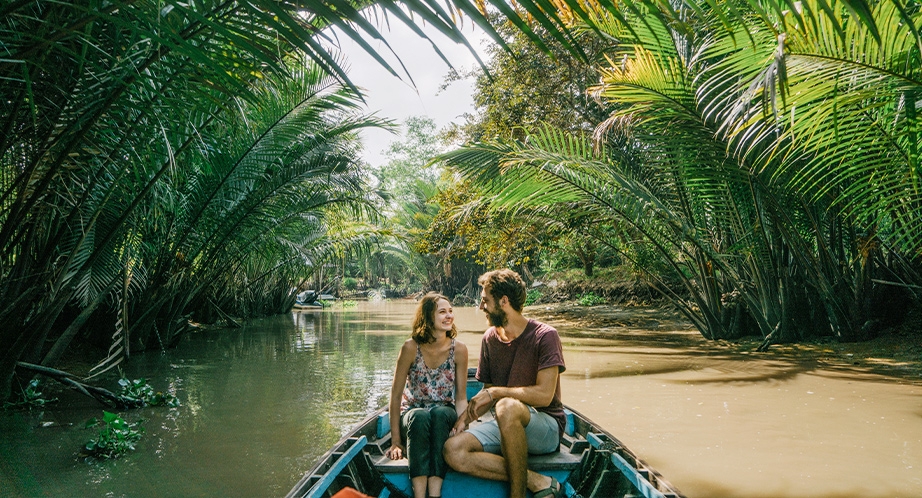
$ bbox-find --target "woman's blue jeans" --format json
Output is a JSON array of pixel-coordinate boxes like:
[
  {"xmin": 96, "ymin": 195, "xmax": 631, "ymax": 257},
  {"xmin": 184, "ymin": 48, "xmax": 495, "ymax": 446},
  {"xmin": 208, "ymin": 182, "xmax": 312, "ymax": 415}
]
[{"xmin": 400, "ymin": 405, "xmax": 457, "ymax": 478}]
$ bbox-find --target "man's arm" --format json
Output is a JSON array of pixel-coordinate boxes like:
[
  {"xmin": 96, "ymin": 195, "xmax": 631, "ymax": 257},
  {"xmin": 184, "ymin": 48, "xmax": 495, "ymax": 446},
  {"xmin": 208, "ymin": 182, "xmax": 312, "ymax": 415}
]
[{"xmin": 481, "ymin": 366, "xmax": 558, "ymax": 408}]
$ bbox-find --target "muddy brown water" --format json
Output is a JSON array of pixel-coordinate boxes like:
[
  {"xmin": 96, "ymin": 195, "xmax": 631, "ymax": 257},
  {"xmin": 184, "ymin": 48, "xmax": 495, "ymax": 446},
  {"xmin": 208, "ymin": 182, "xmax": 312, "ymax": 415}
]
[{"xmin": 1, "ymin": 300, "xmax": 919, "ymax": 497}]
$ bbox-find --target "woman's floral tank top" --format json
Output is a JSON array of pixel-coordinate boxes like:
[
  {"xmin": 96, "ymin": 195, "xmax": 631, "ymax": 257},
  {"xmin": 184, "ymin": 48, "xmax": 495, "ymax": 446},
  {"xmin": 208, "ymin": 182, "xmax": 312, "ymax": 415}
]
[{"xmin": 401, "ymin": 339, "xmax": 456, "ymax": 411}]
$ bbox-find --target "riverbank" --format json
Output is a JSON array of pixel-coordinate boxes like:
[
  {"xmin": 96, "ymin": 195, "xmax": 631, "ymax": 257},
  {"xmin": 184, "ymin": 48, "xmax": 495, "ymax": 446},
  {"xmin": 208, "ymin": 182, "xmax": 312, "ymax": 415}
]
[{"xmin": 528, "ymin": 301, "xmax": 922, "ymax": 384}]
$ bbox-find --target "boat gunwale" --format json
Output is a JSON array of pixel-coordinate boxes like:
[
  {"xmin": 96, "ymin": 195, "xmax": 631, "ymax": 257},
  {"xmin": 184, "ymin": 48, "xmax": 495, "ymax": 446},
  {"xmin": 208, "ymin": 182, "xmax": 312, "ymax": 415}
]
[{"xmin": 285, "ymin": 402, "xmax": 685, "ymax": 498}]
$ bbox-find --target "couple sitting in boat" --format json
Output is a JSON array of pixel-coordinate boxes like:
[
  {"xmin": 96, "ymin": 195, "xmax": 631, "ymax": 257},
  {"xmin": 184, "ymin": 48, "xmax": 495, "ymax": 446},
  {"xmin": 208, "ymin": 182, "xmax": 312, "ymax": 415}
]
[{"xmin": 386, "ymin": 269, "xmax": 566, "ymax": 498}]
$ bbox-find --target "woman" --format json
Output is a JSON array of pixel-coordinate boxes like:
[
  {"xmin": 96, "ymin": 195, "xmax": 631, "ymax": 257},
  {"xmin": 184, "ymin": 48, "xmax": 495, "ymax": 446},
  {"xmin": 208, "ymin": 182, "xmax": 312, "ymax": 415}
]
[{"xmin": 386, "ymin": 293, "xmax": 468, "ymax": 498}]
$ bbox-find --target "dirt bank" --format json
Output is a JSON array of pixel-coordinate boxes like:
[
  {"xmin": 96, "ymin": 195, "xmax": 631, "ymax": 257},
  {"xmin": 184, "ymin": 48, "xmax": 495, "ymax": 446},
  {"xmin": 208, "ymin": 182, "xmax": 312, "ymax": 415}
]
[{"xmin": 528, "ymin": 301, "xmax": 922, "ymax": 384}]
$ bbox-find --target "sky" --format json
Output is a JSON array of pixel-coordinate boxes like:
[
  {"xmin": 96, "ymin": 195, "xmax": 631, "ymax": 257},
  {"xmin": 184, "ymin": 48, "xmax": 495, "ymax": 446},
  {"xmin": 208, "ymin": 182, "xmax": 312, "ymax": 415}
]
[{"xmin": 330, "ymin": 19, "xmax": 491, "ymax": 167}]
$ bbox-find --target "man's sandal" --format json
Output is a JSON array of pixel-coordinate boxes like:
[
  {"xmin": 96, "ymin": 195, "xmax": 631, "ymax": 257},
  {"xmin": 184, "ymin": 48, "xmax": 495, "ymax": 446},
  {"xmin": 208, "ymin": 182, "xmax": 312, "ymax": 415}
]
[{"xmin": 533, "ymin": 477, "xmax": 564, "ymax": 498}]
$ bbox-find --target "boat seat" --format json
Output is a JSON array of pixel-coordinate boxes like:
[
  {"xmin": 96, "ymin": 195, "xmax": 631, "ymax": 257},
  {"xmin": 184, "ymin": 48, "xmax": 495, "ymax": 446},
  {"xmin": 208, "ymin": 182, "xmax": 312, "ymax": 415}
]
[
  {"xmin": 372, "ymin": 448, "xmax": 582, "ymax": 474},
  {"xmin": 369, "ymin": 416, "xmax": 583, "ymax": 474}
]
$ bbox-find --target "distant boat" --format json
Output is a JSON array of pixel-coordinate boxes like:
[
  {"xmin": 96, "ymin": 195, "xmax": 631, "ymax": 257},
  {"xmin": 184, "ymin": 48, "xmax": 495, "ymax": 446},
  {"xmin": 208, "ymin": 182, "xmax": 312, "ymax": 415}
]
[
  {"xmin": 294, "ymin": 290, "xmax": 336, "ymax": 310},
  {"xmin": 286, "ymin": 369, "xmax": 684, "ymax": 498}
]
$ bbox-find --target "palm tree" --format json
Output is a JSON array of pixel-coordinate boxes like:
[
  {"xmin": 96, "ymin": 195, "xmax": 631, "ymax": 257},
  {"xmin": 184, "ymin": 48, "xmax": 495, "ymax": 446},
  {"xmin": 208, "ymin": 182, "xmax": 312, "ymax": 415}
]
[
  {"xmin": 0, "ymin": 0, "xmax": 433, "ymax": 399},
  {"xmin": 120, "ymin": 57, "xmax": 389, "ymax": 356},
  {"xmin": 439, "ymin": 0, "xmax": 921, "ymax": 346}
]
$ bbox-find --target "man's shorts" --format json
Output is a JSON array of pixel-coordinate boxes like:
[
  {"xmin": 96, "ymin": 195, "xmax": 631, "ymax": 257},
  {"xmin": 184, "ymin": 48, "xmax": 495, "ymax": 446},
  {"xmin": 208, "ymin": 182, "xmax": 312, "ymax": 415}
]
[{"xmin": 466, "ymin": 404, "xmax": 559, "ymax": 455}]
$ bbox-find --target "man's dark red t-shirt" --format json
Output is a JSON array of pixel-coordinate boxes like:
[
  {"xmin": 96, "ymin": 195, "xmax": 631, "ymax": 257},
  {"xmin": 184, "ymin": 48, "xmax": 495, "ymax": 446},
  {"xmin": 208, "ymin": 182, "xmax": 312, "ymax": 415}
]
[{"xmin": 475, "ymin": 319, "xmax": 567, "ymax": 435}]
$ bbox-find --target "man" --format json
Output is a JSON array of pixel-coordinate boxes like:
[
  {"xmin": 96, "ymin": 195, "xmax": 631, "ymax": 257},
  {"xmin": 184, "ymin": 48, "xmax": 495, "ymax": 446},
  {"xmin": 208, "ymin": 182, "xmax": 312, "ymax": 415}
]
[{"xmin": 444, "ymin": 269, "xmax": 566, "ymax": 498}]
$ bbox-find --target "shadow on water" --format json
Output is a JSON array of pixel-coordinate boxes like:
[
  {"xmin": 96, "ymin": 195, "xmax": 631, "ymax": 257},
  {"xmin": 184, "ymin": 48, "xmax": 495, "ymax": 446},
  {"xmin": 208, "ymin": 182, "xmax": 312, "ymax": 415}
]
[{"xmin": 559, "ymin": 324, "xmax": 922, "ymax": 387}]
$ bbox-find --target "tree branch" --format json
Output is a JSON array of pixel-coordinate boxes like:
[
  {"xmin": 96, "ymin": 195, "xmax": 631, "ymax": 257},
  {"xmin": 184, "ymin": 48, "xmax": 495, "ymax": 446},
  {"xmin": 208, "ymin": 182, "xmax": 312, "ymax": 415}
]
[{"xmin": 15, "ymin": 361, "xmax": 142, "ymax": 409}]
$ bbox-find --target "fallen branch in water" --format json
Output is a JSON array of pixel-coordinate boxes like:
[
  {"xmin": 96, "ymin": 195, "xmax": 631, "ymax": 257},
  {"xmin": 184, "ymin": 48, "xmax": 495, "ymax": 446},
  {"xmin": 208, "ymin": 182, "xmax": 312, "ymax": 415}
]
[
  {"xmin": 15, "ymin": 362, "xmax": 142, "ymax": 409},
  {"xmin": 208, "ymin": 298, "xmax": 242, "ymax": 328}
]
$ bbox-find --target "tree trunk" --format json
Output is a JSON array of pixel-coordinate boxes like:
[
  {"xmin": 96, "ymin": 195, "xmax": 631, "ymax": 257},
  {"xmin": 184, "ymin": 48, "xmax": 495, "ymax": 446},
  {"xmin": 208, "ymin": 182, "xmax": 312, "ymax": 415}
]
[
  {"xmin": 41, "ymin": 282, "xmax": 113, "ymax": 368},
  {"xmin": 574, "ymin": 244, "xmax": 595, "ymax": 278}
]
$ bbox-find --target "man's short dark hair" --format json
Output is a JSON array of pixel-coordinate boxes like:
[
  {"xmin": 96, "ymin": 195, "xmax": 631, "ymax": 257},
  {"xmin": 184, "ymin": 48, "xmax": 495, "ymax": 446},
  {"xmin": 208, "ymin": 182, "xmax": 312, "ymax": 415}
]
[{"xmin": 478, "ymin": 269, "xmax": 527, "ymax": 312}]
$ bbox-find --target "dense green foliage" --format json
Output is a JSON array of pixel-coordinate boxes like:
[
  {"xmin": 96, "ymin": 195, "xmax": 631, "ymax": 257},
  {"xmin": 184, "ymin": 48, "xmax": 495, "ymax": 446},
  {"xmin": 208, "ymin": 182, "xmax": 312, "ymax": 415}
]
[
  {"xmin": 349, "ymin": 117, "xmax": 488, "ymax": 300},
  {"xmin": 0, "ymin": 0, "xmax": 423, "ymax": 400},
  {"xmin": 351, "ymin": 117, "xmax": 446, "ymax": 294},
  {"xmin": 525, "ymin": 289, "xmax": 543, "ymax": 306},
  {"xmin": 425, "ymin": 15, "xmax": 622, "ymax": 280},
  {"xmin": 445, "ymin": 14, "xmax": 610, "ymax": 142},
  {"xmin": 441, "ymin": 0, "xmax": 922, "ymax": 346},
  {"xmin": 5, "ymin": 0, "xmax": 919, "ymax": 405},
  {"xmin": 577, "ymin": 292, "xmax": 606, "ymax": 307}
]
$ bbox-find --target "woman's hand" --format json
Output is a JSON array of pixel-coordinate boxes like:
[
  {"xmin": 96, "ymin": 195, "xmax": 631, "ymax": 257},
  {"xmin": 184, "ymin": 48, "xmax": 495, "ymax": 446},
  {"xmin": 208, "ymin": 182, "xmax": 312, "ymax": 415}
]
[
  {"xmin": 448, "ymin": 420, "xmax": 468, "ymax": 437},
  {"xmin": 385, "ymin": 444, "xmax": 404, "ymax": 460}
]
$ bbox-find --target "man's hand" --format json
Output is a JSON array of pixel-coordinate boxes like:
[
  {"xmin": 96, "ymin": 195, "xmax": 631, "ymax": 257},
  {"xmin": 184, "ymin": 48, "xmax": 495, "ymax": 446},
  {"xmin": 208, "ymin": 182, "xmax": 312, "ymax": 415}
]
[{"xmin": 465, "ymin": 387, "xmax": 494, "ymax": 422}]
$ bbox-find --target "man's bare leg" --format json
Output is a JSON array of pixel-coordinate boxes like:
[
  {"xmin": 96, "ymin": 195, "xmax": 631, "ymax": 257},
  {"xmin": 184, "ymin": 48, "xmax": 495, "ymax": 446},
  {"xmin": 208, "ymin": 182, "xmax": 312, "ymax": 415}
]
[
  {"xmin": 443, "ymin": 400, "xmax": 555, "ymax": 498},
  {"xmin": 443, "ymin": 432, "xmax": 509, "ymax": 481},
  {"xmin": 495, "ymin": 398, "xmax": 530, "ymax": 498}
]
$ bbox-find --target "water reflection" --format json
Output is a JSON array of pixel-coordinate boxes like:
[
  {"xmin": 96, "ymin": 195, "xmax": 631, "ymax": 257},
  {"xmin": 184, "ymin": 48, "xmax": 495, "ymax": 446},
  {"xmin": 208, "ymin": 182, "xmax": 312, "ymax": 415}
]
[
  {"xmin": 0, "ymin": 302, "xmax": 421, "ymax": 497},
  {"xmin": 291, "ymin": 312, "xmax": 318, "ymax": 351}
]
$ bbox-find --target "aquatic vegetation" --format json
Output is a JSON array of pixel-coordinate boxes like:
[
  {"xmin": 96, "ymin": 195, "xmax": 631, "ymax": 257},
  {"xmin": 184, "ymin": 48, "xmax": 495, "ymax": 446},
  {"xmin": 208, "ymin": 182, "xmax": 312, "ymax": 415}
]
[
  {"xmin": 118, "ymin": 378, "xmax": 180, "ymax": 408},
  {"xmin": 84, "ymin": 411, "xmax": 144, "ymax": 459},
  {"xmin": 2, "ymin": 379, "xmax": 57, "ymax": 410}
]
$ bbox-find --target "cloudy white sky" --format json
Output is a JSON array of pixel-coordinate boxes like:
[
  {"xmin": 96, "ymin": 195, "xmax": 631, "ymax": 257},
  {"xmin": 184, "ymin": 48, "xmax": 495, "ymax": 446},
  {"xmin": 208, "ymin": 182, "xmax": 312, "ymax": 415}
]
[{"xmin": 330, "ymin": 20, "xmax": 490, "ymax": 167}]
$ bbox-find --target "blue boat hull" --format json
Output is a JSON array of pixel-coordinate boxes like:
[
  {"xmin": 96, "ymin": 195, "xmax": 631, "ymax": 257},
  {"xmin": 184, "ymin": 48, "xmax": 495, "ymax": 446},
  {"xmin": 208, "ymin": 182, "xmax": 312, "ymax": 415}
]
[{"xmin": 286, "ymin": 372, "xmax": 684, "ymax": 498}]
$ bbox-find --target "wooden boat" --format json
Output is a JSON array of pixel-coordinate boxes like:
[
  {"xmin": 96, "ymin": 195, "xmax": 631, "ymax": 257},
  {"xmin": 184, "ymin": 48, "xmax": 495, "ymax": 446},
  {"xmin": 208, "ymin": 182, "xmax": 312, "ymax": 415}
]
[{"xmin": 286, "ymin": 369, "xmax": 684, "ymax": 498}]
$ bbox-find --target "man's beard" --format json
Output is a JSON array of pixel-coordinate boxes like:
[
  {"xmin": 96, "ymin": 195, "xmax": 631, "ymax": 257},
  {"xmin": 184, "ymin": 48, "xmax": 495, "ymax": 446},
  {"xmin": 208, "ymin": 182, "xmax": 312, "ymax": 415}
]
[{"xmin": 487, "ymin": 308, "xmax": 507, "ymax": 327}]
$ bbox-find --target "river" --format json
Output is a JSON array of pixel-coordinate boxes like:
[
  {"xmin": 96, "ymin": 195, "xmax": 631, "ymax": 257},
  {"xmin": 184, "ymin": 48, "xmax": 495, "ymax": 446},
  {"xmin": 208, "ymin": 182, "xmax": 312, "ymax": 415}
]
[{"xmin": 1, "ymin": 300, "xmax": 920, "ymax": 497}]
